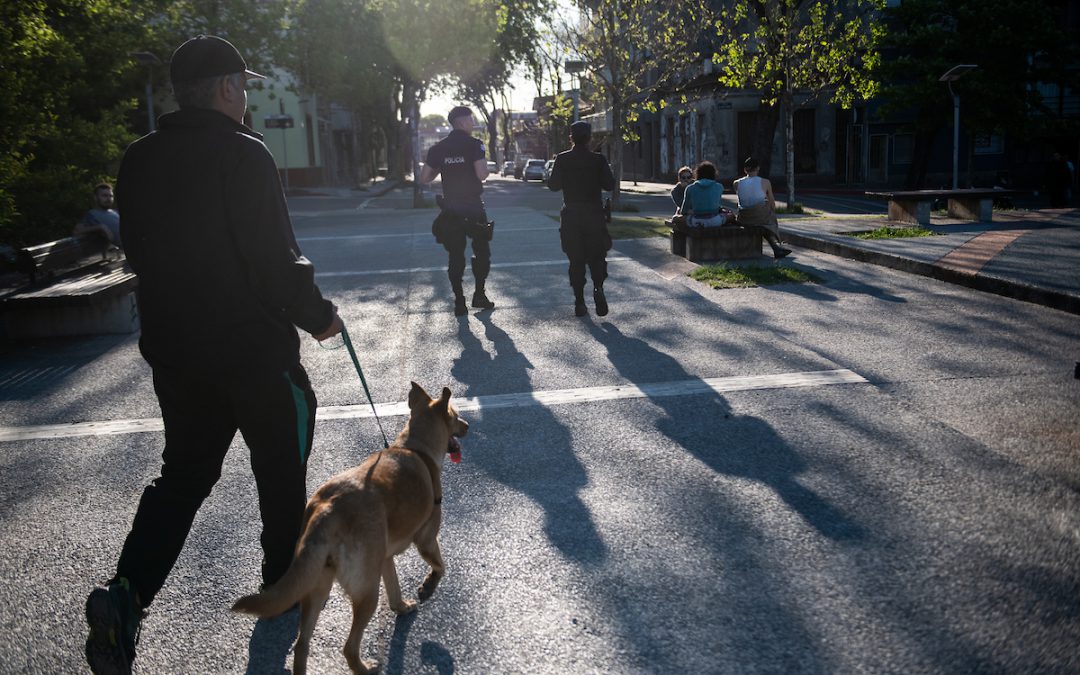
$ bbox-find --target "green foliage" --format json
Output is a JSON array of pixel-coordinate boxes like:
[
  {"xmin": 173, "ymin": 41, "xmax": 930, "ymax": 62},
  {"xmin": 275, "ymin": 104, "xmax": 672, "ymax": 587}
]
[
  {"xmin": 451, "ymin": 0, "xmax": 550, "ymax": 160},
  {"xmin": 0, "ymin": 0, "xmax": 156, "ymax": 246},
  {"xmin": 689, "ymin": 263, "xmax": 821, "ymax": 289},
  {"xmin": 153, "ymin": 0, "xmax": 289, "ymax": 73},
  {"xmin": 875, "ymin": 0, "xmax": 1079, "ymax": 139},
  {"xmin": 608, "ymin": 215, "xmax": 670, "ymax": 239},
  {"xmin": 555, "ymin": 0, "xmax": 720, "ymax": 201},
  {"xmin": 715, "ymin": 0, "xmax": 884, "ymax": 107},
  {"xmin": 713, "ymin": 0, "xmax": 884, "ymax": 206},
  {"xmin": 280, "ymin": 0, "xmax": 398, "ymax": 138},
  {"xmin": 420, "ymin": 114, "xmax": 447, "ymax": 131},
  {"xmin": 846, "ymin": 226, "xmax": 939, "ymax": 239}
]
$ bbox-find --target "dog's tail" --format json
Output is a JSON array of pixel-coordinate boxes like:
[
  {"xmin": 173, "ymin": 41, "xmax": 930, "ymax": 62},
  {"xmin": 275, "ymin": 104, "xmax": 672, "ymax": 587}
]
[{"xmin": 231, "ymin": 536, "xmax": 330, "ymax": 618}]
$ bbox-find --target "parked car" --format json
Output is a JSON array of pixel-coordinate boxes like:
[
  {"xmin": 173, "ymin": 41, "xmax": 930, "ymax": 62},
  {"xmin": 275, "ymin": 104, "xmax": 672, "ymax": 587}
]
[
  {"xmin": 501, "ymin": 161, "xmax": 514, "ymax": 177},
  {"xmin": 486, "ymin": 160, "xmax": 497, "ymax": 173},
  {"xmin": 522, "ymin": 159, "xmax": 546, "ymax": 181},
  {"xmin": 543, "ymin": 159, "xmax": 555, "ymax": 182}
]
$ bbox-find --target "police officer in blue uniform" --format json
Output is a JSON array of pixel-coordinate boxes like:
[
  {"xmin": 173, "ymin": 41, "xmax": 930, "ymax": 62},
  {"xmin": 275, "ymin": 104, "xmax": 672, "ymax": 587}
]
[
  {"xmin": 547, "ymin": 121, "xmax": 615, "ymax": 316},
  {"xmin": 420, "ymin": 106, "xmax": 495, "ymax": 316}
]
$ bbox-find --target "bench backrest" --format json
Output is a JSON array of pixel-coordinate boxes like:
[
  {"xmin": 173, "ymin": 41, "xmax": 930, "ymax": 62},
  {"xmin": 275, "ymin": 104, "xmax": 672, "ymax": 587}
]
[
  {"xmin": 866, "ymin": 189, "xmax": 1020, "ymax": 200},
  {"xmin": 19, "ymin": 234, "xmax": 111, "ymax": 284}
]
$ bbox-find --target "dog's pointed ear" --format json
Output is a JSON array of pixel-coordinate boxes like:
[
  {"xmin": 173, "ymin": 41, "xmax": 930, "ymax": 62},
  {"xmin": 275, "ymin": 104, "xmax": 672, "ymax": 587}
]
[
  {"xmin": 408, "ymin": 381, "xmax": 431, "ymax": 411},
  {"xmin": 435, "ymin": 386, "xmax": 452, "ymax": 412}
]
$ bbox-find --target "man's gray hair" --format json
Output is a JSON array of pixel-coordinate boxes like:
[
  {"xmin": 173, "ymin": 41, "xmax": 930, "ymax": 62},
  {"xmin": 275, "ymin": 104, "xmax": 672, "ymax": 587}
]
[{"xmin": 173, "ymin": 72, "xmax": 245, "ymax": 110}]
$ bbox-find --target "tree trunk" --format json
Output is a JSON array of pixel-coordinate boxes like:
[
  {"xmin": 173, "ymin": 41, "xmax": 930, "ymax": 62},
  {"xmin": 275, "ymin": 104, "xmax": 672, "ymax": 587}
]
[
  {"xmin": 753, "ymin": 102, "xmax": 781, "ymax": 179},
  {"xmin": 610, "ymin": 100, "xmax": 622, "ymax": 208},
  {"xmin": 484, "ymin": 106, "xmax": 498, "ymax": 165},
  {"xmin": 784, "ymin": 92, "xmax": 795, "ymax": 209},
  {"xmin": 413, "ymin": 97, "xmax": 425, "ymax": 207}
]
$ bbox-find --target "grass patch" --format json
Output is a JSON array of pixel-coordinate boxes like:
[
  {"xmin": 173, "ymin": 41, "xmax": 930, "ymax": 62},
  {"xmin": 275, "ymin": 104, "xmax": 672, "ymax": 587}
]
[
  {"xmin": 777, "ymin": 202, "xmax": 805, "ymax": 214},
  {"xmin": 608, "ymin": 215, "xmax": 671, "ymax": 239},
  {"xmin": 846, "ymin": 226, "xmax": 939, "ymax": 239},
  {"xmin": 615, "ymin": 202, "xmax": 641, "ymax": 212},
  {"xmin": 689, "ymin": 263, "xmax": 821, "ymax": 289}
]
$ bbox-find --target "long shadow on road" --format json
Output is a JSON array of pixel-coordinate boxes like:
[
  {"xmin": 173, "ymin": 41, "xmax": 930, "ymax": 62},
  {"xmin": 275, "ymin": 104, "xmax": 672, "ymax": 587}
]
[
  {"xmin": 587, "ymin": 321, "xmax": 865, "ymax": 542},
  {"xmin": 581, "ymin": 320, "xmax": 866, "ymax": 669},
  {"xmin": 453, "ymin": 312, "xmax": 607, "ymax": 566}
]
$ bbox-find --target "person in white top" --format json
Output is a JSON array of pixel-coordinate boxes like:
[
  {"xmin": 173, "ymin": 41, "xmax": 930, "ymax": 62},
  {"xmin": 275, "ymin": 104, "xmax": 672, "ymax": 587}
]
[{"xmin": 733, "ymin": 156, "xmax": 791, "ymax": 259}]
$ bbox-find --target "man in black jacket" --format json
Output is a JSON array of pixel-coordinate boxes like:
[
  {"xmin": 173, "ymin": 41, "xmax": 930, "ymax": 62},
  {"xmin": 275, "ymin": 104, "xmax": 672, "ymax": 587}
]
[
  {"xmin": 547, "ymin": 121, "xmax": 616, "ymax": 316},
  {"xmin": 85, "ymin": 35, "xmax": 342, "ymax": 675}
]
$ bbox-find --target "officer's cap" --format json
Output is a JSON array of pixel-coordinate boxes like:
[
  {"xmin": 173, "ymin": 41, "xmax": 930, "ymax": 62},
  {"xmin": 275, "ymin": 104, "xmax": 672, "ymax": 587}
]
[{"xmin": 570, "ymin": 121, "xmax": 592, "ymax": 141}]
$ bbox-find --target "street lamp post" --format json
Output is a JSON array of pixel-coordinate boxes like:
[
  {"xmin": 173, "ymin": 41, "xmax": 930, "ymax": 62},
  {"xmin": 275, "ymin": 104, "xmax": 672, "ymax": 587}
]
[
  {"xmin": 939, "ymin": 64, "xmax": 978, "ymax": 190},
  {"xmin": 564, "ymin": 60, "xmax": 585, "ymax": 123},
  {"xmin": 130, "ymin": 52, "xmax": 161, "ymax": 132}
]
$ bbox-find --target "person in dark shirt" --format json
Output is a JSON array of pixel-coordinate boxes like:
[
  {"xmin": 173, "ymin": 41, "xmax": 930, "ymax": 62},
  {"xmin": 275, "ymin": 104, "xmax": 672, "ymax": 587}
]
[
  {"xmin": 547, "ymin": 121, "xmax": 616, "ymax": 317},
  {"xmin": 420, "ymin": 106, "xmax": 494, "ymax": 316},
  {"xmin": 73, "ymin": 183, "xmax": 122, "ymax": 247},
  {"xmin": 84, "ymin": 35, "xmax": 342, "ymax": 675},
  {"xmin": 671, "ymin": 166, "xmax": 693, "ymax": 214}
]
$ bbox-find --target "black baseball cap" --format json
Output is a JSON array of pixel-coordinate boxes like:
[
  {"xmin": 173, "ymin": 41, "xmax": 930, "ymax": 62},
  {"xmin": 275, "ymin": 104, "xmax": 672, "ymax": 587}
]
[
  {"xmin": 570, "ymin": 120, "xmax": 592, "ymax": 138},
  {"xmin": 169, "ymin": 35, "xmax": 266, "ymax": 83},
  {"xmin": 448, "ymin": 106, "xmax": 473, "ymax": 123}
]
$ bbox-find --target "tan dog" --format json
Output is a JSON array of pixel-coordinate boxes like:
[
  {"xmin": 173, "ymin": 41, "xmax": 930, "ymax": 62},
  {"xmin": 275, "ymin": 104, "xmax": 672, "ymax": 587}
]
[{"xmin": 232, "ymin": 382, "xmax": 467, "ymax": 674}]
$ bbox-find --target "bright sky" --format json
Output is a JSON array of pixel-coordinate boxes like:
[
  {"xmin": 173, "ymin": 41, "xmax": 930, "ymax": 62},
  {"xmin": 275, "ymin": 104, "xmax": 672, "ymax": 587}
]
[
  {"xmin": 419, "ymin": 0, "xmax": 579, "ymax": 119},
  {"xmin": 420, "ymin": 71, "xmax": 538, "ymax": 119}
]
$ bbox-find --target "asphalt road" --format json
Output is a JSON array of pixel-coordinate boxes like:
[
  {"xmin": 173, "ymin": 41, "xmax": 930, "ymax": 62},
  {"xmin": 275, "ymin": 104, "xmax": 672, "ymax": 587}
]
[{"xmin": 1, "ymin": 176, "xmax": 1078, "ymax": 673}]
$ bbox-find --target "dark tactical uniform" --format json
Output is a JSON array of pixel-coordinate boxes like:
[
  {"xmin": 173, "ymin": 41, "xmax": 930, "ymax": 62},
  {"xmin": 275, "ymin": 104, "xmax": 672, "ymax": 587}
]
[
  {"xmin": 547, "ymin": 143, "xmax": 616, "ymax": 309},
  {"xmin": 426, "ymin": 129, "xmax": 492, "ymax": 305}
]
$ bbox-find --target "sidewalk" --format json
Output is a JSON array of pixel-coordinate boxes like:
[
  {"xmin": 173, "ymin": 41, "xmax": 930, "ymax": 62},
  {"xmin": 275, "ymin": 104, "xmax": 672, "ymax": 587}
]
[{"xmin": 621, "ymin": 179, "xmax": 1080, "ymax": 316}]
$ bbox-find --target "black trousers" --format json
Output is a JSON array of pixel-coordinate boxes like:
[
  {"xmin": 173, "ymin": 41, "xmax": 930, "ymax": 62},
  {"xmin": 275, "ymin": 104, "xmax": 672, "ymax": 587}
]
[
  {"xmin": 114, "ymin": 362, "xmax": 316, "ymax": 606},
  {"xmin": 560, "ymin": 204, "xmax": 610, "ymax": 292},
  {"xmin": 438, "ymin": 208, "xmax": 491, "ymax": 296}
]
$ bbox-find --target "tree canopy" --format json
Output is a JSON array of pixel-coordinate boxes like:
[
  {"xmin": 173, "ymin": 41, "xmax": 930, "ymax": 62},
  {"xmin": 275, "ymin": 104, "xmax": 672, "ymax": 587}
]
[
  {"xmin": 714, "ymin": 0, "xmax": 884, "ymax": 205},
  {"xmin": 554, "ymin": 0, "xmax": 720, "ymax": 205},
  {"xmin": 1, "ymin": 0, "xmax": 157, "ymax": 244},
  {"xmin": 875, "ymin": 0, "xmax": 1079, "ymax": 186}
]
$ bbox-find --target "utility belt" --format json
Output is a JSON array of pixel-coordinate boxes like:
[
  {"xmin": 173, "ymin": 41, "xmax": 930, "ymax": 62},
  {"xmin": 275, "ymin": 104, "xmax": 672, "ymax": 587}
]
[
  {"xmin": 562, "ymin": 197, "xmax": 612, "ymax": 223},
  {"xmin": 432, "ymin": 194, "xmax": 493, "ymax": 242}
]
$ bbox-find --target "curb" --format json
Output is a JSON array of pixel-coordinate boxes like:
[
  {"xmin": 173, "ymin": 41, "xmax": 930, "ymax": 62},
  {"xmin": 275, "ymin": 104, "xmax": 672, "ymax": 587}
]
[{"xmin": 784, "ymin": 230, "xmax": 1080, "ymax": 316}]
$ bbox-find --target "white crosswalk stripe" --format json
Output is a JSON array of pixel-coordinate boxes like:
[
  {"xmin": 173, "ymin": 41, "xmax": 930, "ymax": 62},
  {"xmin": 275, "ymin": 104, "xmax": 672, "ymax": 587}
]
[{"xmin": 0, "ymin": 369, "xmax": 866, "ymax": 443}]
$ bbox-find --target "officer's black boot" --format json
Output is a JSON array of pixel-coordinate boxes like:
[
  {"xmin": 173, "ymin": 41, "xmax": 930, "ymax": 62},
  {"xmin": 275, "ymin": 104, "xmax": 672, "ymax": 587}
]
[
  {"xmin": 471, "ymin": 256, "xmax": 495, "ymax": 309},
  {"xmin": 472, "ymin": 285, "xmax": 495, "ymax": 310},
  {"xmin": 450, "ymin": 278, "xmax": 467, "ymax": 316},
  {"xmin": 765, "ymin": 232, "xmax": 791, "ymax": 259},
  {"xmin": 573, "ymin": 288, "xmax": 587, "ymax": 317},
  {"xmin": 593, "ymin": 284, "xmax": 609, "ymax": 317}
]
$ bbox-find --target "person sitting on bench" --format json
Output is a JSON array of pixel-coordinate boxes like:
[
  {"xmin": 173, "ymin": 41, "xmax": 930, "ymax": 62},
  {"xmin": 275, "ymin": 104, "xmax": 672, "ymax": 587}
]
[
  {"xmin": 73, "ymin": 182, "xmax": 122, "ymax": 248},
  {"xmin": 680, "ymin": 161, "xmax": 726, "ymax": 228},
  {"xmin": 733, "ymin": 156, "xmax": 791, "ymax": 259}
]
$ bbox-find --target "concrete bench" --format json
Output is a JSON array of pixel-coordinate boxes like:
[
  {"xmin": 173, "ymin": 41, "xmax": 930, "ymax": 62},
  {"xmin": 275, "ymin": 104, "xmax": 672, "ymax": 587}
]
[
  {"xmin": 667, "ymin": 219, "xmax": 763, "ymax": 262},
  {"xmin": 1, "ymin": 234, "xmax": 138, "ymax": 339},
  {"xmin": 865, "ymin": 189, "xmax": 1020, "ymax": 226}
]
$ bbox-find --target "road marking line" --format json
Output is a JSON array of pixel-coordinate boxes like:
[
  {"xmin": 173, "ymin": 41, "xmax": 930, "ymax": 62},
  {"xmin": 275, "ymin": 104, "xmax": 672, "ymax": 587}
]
[
  {"xmin": 0, "ymin": 369, "xmax": 866, "ymax": 443},
  {"xmin": 316, "ymin": 257, "xmax": 632, "ymax": 278},
  {"xmin": 298, "ymin": 225, "xmax": 557, "ymax": 243}
]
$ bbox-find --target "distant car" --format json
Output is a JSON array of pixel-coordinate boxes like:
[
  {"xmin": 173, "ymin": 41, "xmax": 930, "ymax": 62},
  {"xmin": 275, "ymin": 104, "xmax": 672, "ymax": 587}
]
[
  {"xmin": 543, "ymin": 159, "xmax": 555, "ymax": 182},
  {"xmin": 522, "ymin": 159, "xmax": 546, "ymax": 181},
  {"xmin": 501, "ymin": 161, "xmax": 514, "ymax": 177},
  {"xmin": 486, "ymin": 160, "xmax": 497, "ymax": 173}
]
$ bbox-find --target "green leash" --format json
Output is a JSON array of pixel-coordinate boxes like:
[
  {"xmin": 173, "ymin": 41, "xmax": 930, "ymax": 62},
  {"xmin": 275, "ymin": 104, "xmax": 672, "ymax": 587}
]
[{"xmin": 322, "ymin": 324, "xmax": 390, "ymax": 448}]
